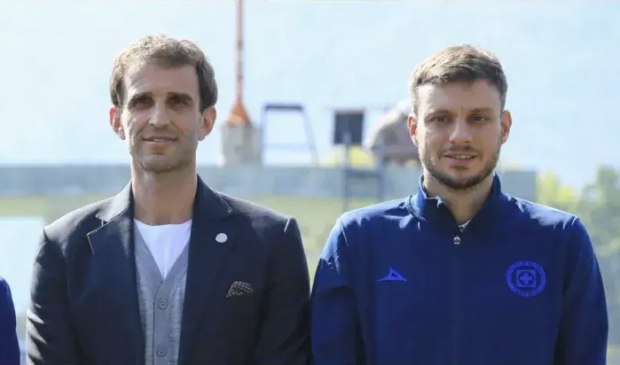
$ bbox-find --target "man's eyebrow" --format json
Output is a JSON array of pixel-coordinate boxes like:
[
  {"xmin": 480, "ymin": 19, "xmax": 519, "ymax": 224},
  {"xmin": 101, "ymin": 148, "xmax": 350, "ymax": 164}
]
[
  {"xmin": 425, "ymin": 107, "xmax": 495, "ymax": 115},
  {"xmin": 167, "ymin": 92, "xmax": 194, "ymax": 101},
  {"xmin": 128, "ymin": 91, "xmax": 151, "ymax": 103},
  {"xmin": 425, "ymin": 108, "xmax": 453, "ymax": 116},
  {"xmin": 470, "ymin": 107, "xmax": 494, "ymax": 114}
]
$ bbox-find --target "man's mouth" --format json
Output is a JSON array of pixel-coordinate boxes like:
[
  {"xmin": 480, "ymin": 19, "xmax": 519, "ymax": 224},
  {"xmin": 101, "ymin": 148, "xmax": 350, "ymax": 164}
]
[
  {"xmin": 444, "ymin": 154, "xmax": 476, "ymax": 160},
  {"xmin": 143, "ymin": 137, "xmax": 176, "ymax": 142}
]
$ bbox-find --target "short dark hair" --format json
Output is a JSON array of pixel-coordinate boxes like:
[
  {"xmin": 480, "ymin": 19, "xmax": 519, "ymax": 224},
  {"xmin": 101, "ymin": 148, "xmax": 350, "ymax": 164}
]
[
  {"xmin": 408, "ymin": 44, "xmax": 507, "ymax": 114},
  {"xmin": 109, "ymin": 34, "xmax": 218, "ymax": 111}
]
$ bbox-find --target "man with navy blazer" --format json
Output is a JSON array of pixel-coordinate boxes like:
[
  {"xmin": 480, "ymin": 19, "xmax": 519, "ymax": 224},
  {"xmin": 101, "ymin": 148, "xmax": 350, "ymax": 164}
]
[
  {"xmin": 26, "ymin": 34, "xmax": 311, "ymax": 365},
  {"xmin": 0, "ymin": 276, "xmax": 20, "ymax": 365}
]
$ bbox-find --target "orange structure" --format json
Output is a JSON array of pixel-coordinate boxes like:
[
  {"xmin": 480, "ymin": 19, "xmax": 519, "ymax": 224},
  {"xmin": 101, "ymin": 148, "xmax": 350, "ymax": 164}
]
[{"xmin": 225, "ymin": 0, "xmax": 252, "ymax": 126}]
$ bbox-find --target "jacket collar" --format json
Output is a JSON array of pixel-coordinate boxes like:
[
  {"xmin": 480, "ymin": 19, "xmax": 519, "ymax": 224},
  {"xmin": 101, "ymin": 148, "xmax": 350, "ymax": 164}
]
[
  {"xmin": 96, "ymin": 175, "xmax": 233, "ymax": 223},
  {"xmin": 409, "ymin": 172, "xmax": 508, "ymax": 232}
]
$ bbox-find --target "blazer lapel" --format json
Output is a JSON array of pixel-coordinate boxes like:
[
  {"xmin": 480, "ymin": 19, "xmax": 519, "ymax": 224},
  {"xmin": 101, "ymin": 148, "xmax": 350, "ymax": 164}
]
[
  {"xmin": 86, "ymin": 183, "xmax": 144, "ymax": 364},
  {"xmin": 178, "ymin": 177, "xmax": 239, "ymax": 363}
]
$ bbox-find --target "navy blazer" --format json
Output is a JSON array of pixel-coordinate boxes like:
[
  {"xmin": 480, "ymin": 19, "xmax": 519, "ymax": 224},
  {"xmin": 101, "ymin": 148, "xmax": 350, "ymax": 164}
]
[
  {"xmin": 0, "ymin": 276, "xmax": 20, "ymax": 365},
  {"xmin": 26, "ymin": 177, "xmax": 311, "ymax": 365}
]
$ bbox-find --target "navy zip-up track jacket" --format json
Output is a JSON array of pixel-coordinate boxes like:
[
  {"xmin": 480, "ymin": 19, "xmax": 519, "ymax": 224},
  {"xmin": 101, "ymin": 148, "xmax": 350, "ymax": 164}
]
[{"xmin": 310, "ymin": 174, "xmax": 608, "ymax": 365}]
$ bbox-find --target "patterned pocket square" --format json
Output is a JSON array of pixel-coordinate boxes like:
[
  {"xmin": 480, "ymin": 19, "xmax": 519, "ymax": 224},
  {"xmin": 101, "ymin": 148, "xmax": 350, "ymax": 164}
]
[{"xmin": 226, "ymin": 281, "xmax": 254, "ymax": 298}]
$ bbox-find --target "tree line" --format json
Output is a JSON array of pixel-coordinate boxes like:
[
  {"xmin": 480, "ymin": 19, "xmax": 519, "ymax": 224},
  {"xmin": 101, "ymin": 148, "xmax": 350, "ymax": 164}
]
[{"xmin": 538, "ymin": 165, "xmax": 620, "ymax": 344}]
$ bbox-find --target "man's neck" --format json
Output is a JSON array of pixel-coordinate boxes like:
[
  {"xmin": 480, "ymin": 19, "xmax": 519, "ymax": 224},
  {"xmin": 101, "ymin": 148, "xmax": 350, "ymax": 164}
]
[
  {"xmin": 131, "ymin": 164, "xmax": 197, "ymax": 225},
  {"xmin": 423, "ymin": 172, "xmax": 494, "ymax": 225}
]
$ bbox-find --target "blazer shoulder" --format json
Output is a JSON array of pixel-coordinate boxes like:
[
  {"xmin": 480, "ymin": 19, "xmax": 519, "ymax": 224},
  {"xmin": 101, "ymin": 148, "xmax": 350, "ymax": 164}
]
[
  {"xmin": 219, "ymin": 192, "xmax": 290, "ymax": 226},
  {"xmin": 0, "ymin": 276, "xmax": 7, "ymax": 293},
  {"xmin": 43, "ymin": 197, "xmax": 113, "ymax": 244},
  {"xmin": 0, "ymin": 276, "xmax": 12, "ymax": 307}
]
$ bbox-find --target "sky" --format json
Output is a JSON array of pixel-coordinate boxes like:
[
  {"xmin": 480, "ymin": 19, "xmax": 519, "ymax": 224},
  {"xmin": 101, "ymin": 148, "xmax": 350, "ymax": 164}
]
[{"xmin": 0, "ymin": 1, "xmax": 618, "ymax": 189}]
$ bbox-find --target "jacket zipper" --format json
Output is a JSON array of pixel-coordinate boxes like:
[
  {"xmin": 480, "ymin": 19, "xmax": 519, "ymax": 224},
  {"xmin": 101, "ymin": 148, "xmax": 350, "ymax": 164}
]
[{"xmin": 452, "ymin": 229, "xmax": 462, "ymax": 365}]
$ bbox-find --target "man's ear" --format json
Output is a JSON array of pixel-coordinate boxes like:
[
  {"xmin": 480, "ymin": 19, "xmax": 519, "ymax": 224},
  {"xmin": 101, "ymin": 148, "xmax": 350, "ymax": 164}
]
[
  {"xmin": 199, "ymin": 106, "xmax": 217, "ymax": 141},
  {"xmin": 500, "ymin": 109, "xmax": 512, "ymax": 144},
  {"xmin": 109, "ymin": 106, "xmax": 125, "ymax": 140},
  {"xmin": 408, "ymin": 113, "xmax": 418, "ymax": 147}
]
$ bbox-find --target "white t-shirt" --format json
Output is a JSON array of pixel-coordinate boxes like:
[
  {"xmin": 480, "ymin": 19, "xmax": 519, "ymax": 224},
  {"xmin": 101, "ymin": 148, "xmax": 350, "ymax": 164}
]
[{"xmin": 134, "ymin": 219, "xmax": 192, "ymax": 279}]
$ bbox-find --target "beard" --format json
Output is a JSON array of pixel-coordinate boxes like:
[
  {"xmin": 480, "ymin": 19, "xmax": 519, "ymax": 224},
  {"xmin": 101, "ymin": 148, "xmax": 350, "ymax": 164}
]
[
  {"xmin": 130, "ymin": 134, "xmax": 198, "ymax": 175},
  {"xmin": 420, "ymin": 140, "xmax": 501, "ymax": 191},
  {"xmin": 135, "ymin": 153, "xmax": 193, "ymax": 174}
]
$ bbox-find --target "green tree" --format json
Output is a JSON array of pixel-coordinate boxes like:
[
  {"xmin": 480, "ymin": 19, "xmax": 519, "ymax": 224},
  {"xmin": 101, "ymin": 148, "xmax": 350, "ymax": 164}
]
[
  {"xmin": 544, "ymin": 165, "xmax": 620, "ymax": 345},
  {"xmin": 536, "ymin": 167, "xmax": 620, "ymax": 257},
  {"xmin": 536, "ymin": 171, "xmax": 579, "ymax": 213},
  {"xmin": 578, "ymin": 166, "xmax": 620, "ymax": 257},
  {"xmin": 537, "ymin": 167, "xmax": 620, "ymax": 324},
  {"xmin": 581, "ymin": 167, "xmax": 620, "ymax": 345}
]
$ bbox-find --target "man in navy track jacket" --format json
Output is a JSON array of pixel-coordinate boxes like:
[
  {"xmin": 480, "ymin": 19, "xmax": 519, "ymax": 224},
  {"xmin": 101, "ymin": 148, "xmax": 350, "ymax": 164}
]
[
  {"xmin": 0, "ymin": 276, "xmax": 20, "ymax": 365},
  {"xmin": 310, "ymin": 44, "xmax": 609, "ymax": 365}
]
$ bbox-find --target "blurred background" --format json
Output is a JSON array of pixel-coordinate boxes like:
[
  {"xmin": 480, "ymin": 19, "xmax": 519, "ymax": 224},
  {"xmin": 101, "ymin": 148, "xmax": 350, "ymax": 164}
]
[{"xmin": 0, "ymin": 0, "xmax": 619, "ymax": 363}]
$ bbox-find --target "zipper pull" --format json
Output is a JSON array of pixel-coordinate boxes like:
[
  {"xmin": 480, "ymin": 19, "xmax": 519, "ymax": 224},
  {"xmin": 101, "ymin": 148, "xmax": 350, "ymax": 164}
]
[{"xmin": 453, "ymin": 235, "xmax": 461, "ymax": 246}]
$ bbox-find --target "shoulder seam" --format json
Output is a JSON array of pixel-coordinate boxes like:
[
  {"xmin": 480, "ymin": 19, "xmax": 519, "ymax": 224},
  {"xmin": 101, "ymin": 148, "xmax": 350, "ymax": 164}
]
[
  {"xmin": 338, "ymin": 218, "xmax": 350, "ymax": 249},
  {"xmin": 321, "ymin": 218, "xmax": 350, "ymax": 264}
]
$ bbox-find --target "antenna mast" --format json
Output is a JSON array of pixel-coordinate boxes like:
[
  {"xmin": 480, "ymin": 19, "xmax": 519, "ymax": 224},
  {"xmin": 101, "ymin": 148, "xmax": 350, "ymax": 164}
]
[{"xmin": 225, "ymin": 0, "xmax": 251, "ymax": 125}]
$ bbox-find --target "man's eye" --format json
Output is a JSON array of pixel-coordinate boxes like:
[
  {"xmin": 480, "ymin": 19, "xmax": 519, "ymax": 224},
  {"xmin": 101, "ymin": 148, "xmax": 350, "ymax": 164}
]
[
  {"xmin": 170, "ymin": 97, "xmax": 190, "ymax": 105},
  {"xmin": 431, "ymin": 116, "xmax": 449, "ymax": 123},
  {"xmin": 130, "ymin": 98, "xmax": 150, "ymax": 108}
]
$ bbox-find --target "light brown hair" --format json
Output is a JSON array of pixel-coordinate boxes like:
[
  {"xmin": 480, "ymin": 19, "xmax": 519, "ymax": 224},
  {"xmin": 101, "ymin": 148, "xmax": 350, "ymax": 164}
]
[
  {"xmin": 408, "ymin": 44, "xmax": 507, "ymax": 114},
  {"xmin": 109, "ymin": 34, "xmax": 218, "ymax": 111}
]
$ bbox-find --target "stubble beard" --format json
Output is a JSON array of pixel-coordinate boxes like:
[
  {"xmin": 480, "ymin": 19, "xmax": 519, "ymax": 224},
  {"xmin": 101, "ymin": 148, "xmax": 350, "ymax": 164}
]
[
  {"xmin": 131, "ymin": 139, "xmax": 197, "ymax": 176},
  {"xmin": 421, "ymin": 141, "xmax": 501, "ymax": 191}
]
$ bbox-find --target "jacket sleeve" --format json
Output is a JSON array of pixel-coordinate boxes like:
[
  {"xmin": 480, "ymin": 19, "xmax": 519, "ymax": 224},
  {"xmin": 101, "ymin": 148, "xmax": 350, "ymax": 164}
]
[
  {"xmin": 26, "ymin": 229, "xmax": 81, "ymax": 365},
  {"xmin": 0, "ymin": 278, "xmax": 20, "ymax": 365},
  {"xmin": 253, "ymin": 217, "xmax": 311, "ymax": 364},
  {"xmin": 311, "ymin": 219, "xmax": 363, "ymax": 365},
  {"xmin": 554, "ymin": 217, "xmax": 609, "ymax": 365}
]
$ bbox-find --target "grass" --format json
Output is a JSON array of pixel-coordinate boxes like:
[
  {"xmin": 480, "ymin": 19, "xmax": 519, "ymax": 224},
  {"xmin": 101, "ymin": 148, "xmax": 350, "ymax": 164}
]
[
  {"xmin": 611, "ymin": 345, "xmax": 620, "ymax": 364},
  {"xmin": 0, "ymin": 194, "xmax": 378, "ymax": 278},
  {"xmin": 251, "ymin": 196, "xmax": 375, "ymax": 251}
]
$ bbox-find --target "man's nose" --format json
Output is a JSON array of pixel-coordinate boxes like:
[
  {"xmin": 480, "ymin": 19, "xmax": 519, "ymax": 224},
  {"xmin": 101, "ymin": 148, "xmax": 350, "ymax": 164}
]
[
  {"xmin": 149, "ymin": 103, "xmax": 171, "ymax": 127},
  {"xmin": 449, "ymin": 120, "xmax": 473, "ymax": 144}
]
